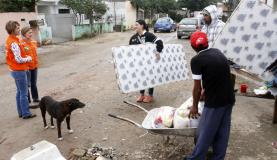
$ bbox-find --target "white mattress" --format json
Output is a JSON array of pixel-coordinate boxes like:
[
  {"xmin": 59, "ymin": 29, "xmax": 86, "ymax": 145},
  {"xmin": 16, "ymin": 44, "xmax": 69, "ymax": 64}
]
[
  {"xmin": 213, "ymin": 0, "xmax": 277, "ymax": 80},
  {"xmin": 112, "ymin": 44, "xmax": 189, "ymax": 93}
]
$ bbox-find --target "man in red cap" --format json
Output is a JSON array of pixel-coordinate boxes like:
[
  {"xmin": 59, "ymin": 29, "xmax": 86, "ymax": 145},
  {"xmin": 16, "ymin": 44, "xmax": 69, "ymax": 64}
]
[{"xmin": 184, "ymin": 31, "xmax": 235, "ymax": 160}]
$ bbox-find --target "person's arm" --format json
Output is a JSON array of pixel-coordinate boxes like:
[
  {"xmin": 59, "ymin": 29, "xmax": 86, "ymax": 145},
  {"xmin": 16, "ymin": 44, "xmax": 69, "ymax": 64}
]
[
  {"xmin": 189, "ymin": 57, "xmax": 202, "ymax": 118},
  {"xmin": 147, "ymin": 32, "xmax": 164, "ymax": 53},
  {"xmin": 129, "ymin": 36, "xmax": 133, "ymax": 45},
  {"xmin": 11, "ymin": 43, "xmax": 31, "ymax": 64},
  {"xmin": 190, "ymin": 80, "xmax": 202, "ymax": 118},
  {"xmin": 147, "ymin": 32, "xmax": 163, "ymax": 60}
]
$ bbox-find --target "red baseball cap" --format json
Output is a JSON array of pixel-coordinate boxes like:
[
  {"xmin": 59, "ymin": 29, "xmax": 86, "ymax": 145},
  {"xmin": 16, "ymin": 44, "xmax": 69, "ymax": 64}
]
[{"xmin": 190, "ymin": 31, "xmax": 209, "ymax": 49}]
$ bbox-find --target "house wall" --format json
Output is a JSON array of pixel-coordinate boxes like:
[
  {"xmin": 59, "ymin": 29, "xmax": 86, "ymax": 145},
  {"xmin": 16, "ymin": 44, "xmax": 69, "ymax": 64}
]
[
  {"xmin": 37, "ymin": 5, "xmax": 58, "ymax": 14},
  {"xmin": 0, "ymin": 12, "xmax": 39, "ymax": 54},
  {"xmin": 125, "ymin": 1, "xmax": 137, "ymax": 29}
]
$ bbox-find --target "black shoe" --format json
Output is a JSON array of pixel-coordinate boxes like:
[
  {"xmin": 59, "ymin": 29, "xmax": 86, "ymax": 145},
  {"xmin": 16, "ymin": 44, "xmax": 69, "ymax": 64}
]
[
  {"xmin": 29, "ymin": 103, "xmax": 40, "ymax": 109},
  {"xmin": 33, "ymin": 99, "xmax": 40, "ymax": 103},
  {"xmin": 23, "ymin": 114, "xmax": 37, "ymax": 119},
  {"xmin": 19, "ymin": 115, "xmax": 22, "ymax": 118},
  {"xmin": 183, "ymin": 156, "xmax": 188, "ymax": 160}
]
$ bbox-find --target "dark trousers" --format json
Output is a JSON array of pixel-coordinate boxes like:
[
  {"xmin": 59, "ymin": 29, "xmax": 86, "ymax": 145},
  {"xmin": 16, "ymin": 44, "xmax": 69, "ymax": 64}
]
[
  {"xmin": 27, "ymin": 69, "xmax": 39, "ymax": 102},
  {"xmin": 187, "ymin": 105, "xmax": 233, "ymax": 160},
  {"xmin": 140, "ymin": 88, "xmax": 154, "ymax": 96}
]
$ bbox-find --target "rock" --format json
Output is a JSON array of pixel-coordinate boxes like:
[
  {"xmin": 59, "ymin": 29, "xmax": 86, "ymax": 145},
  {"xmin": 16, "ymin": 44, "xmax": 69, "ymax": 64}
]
[
  {"xmin": 72, "ymin": 148, "xmax": 86, "ymax": 157},
  {"xmin": 96, "ymin": 156, "xmax": 109, "ymax": 160}
]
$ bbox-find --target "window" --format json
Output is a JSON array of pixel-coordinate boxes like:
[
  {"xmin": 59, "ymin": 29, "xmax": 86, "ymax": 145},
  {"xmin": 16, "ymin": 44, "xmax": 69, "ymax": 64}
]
[
  {"xmin": 58, "ymin": 9, "xmax": 70, "ymax": 14},
  {"xmin": 180, "ymin": 19, "xmax": 198, "ymax": 25}
]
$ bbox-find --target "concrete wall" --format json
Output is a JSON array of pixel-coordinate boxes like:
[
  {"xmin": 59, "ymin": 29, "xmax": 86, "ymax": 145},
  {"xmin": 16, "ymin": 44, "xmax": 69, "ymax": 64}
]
[{"xmin": 0, "ymin": 12, "xmax": 39, "ymax": 54}]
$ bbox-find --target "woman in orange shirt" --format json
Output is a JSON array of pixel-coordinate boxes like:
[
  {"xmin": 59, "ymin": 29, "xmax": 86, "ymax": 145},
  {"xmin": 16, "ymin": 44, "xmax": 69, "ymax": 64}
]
[
  {"xmin": 21, "ymin": 27, "xmax": 40, "ymax": 103},
  {"xmin": 5, "ymin": 21, "xmax": 36, "ymax": 119}
]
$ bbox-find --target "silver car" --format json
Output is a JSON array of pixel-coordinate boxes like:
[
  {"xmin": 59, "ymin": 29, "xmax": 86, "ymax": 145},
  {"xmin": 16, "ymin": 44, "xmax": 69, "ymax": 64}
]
[{"xmin": 177, "ymin": 18, "xmax": 203, "ymax": 39}]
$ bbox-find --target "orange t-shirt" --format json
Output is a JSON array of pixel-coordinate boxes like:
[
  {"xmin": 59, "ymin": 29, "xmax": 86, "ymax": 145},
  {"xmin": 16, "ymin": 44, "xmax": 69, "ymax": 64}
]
[
  {"xmin": 6, "ymin": 35, "xmax": 29, "ymax": 71},
  {"xmin": 21, "ymin": 39, "xmax": 38, "ymax": 70}
]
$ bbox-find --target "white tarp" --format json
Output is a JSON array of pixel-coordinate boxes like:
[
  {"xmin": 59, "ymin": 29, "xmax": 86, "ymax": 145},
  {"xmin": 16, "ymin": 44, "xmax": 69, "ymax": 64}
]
[
  {"xmin": 112, "ymin": 44, "xmax": 189, "ymax": 93},
  {"xmin": 213, "ymin": 0, "xmax": 277, "ymax": 80}
]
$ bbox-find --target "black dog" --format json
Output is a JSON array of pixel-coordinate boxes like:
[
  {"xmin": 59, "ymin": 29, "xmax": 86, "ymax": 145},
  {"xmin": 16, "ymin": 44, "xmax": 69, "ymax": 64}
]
[{"xmin": 40, "ymin": 96, "xmax": 85, "ymax": 140}]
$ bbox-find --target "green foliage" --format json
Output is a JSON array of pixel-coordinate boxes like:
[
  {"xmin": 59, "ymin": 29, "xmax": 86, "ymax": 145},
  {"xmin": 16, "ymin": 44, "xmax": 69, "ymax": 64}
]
[
  {"xmin": 168, "ymin": 10, "xmax": 184, "ymax": 23},
  {"xmin": 130, "ymin": 0, "xmax": 144, "ymax": 9},
  {"xmin": 177, "ymin": 0, "xmax": 220, "ymax": 12},
  {"xmin": 60, "ymin": 0, "xmax": 107, "ymax": 18},
  {"xmin": 60, "ymin": 0, "xmax": 107, "ymax": 26},
  {"xmin": 0, "ymin": 0, "xmax": 39, "ymax": 12}
]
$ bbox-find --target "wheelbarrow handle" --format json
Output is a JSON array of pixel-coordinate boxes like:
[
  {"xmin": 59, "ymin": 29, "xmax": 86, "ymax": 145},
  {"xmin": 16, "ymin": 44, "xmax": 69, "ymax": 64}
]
[
  {"xmin": 108, "ymin": 114, "xmax": 142, "ymax": 128},
  {"xmin": 123, "ymin": 101, "xmax": 149, "ymax": 113}
]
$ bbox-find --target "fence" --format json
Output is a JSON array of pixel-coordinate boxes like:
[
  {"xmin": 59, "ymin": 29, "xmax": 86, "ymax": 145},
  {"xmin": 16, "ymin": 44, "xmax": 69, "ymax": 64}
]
[{"xmin": 72, "ymin": 23, "xmax": 114, "ymax": 40}]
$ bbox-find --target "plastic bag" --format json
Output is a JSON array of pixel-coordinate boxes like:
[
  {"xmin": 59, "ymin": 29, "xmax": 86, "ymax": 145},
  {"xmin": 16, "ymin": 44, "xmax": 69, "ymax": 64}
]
[
  {"xmin": 173, "ymin": 97, "xmax": 203, "ymax": 129},
  {"xmin": 154, "ymin": 106, "xmax": 175, "ymax": 128}
]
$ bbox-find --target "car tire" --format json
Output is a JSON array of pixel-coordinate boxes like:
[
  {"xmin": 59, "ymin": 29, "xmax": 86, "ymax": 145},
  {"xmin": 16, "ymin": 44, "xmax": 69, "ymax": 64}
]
[
  {"xmin": 178, "ymin": 36, "xmax": 182, "ymax": 39},
  {"xmin": 154, "ymin": 30, "xmax": 157, "ymax": 33},
  {"xmin": 167, "ymin": 30, "xmax": 171, "ymax": 33}
]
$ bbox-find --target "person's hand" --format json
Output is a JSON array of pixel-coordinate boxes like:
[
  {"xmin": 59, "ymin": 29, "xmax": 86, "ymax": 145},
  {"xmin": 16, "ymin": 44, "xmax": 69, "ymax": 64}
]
[
  {"xmin": 26, "ymin": 56, "xmax": 32, "ymax": 62},
  {"xmin": 189, "ymin": 106, "xmax": 200, "ymax": 119},
  {"xmin": 155, "ymin": 52, "xmax": 161, "ymax": 61}
]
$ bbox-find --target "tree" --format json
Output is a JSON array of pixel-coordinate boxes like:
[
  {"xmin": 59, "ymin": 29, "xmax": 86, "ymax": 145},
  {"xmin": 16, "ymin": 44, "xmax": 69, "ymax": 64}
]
[
  {"xmin": 0, "ymin": 0, "xmax": 39, "ymax": 12},
  {"xmin": 60, "ymin": 0, "xmax": 84, "ymax": 25},
  {"xmin": 143, "ymin": 0, "xmax": 177, "ymax": 21},
  {"xmin": 82, "ymin": 0, "xmax": 107, "ymax": 34},
  {"xmin": 177, "ymin": 0, "xmax": 220, "ymax": 12}
]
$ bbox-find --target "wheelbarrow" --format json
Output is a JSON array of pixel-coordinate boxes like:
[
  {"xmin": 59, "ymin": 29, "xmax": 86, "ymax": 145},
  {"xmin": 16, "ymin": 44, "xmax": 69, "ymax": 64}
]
[{"xmin": 108, "ymin": 101, "xmax": 197, "ymax": 138}]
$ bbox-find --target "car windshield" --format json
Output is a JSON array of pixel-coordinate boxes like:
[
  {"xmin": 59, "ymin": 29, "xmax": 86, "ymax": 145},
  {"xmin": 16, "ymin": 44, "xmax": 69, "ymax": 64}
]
[
  {"xmin": 180, "ymin": 19, "xmax": 197, "ymax": 25},
  {"xmin": 157, "ymin": 18, "xmax": 170, "ymax": 23}
]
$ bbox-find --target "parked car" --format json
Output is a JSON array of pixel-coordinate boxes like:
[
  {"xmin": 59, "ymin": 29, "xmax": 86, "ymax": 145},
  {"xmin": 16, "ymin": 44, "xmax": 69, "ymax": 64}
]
[
  {"xmin": 177, "ymin": 18, "xmax": 203, "ymax": 39},
  {"xmin": 154, "ymin": 17, "xmax": 177, "ymax": 33}
]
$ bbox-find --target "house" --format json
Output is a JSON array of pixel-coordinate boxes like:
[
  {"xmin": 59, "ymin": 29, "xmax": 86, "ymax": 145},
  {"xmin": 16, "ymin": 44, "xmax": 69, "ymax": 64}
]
[
  {"xmin": 104, "ymin": 0, "xmax": 144, "ymax": 30},
  {"xmin": 36, "ymin": 0, "xmax": 75, "ymax": 43},
  {"xmin": 36, "ymin": 0, "xmax": 71, "ymax": 15}
]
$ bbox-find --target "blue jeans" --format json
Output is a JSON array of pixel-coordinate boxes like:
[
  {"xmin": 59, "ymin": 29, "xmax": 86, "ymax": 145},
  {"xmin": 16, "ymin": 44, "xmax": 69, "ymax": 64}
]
[
  {"xmin": 11, "ymin": 71, "xmax": 32, "ymax": 117},
  {"xmin": 187, "ymin": 105, "xmax": 233, "ymax": 160},
  {"xmin": 27, "ymin": 69, "xmax": 39, "ymax": 101}
]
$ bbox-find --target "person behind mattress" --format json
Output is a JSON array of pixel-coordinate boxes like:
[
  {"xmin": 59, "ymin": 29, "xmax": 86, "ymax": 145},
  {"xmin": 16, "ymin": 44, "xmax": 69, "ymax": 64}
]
[{"xmin": 129, "ymin": 20, "xmax": 164, "ymax": 103}]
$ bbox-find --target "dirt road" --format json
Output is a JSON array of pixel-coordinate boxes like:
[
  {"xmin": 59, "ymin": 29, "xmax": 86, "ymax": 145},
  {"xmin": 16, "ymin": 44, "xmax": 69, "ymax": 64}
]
[{"xmin": 0, "ymin": 31, "xmax": 276, "ymax": 160}]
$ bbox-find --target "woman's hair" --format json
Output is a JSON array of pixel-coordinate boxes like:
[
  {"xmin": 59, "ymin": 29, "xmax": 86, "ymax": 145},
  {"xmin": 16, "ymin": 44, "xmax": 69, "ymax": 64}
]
[
  {"xmin": 21, "ymin": 26, "xmax": 32, "ymax": 37},
  {"xmin": 5, "ymin": 21, "xmax": 20, "ymax": 35},
  {"xmin": 136, "ymin": 19, "xmax": 149, "ymax": 32}
]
